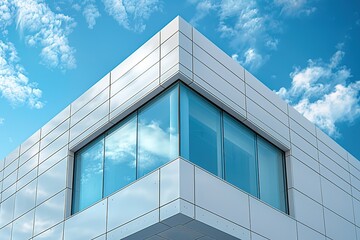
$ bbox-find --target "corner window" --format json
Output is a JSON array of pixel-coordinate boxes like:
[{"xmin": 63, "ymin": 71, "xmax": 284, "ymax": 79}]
[{"xmin": 72, "ymin": 82, "xmax": 288, "ymax": 214}]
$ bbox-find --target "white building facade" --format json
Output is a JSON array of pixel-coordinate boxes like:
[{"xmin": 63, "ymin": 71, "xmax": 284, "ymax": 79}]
[{"xmin": 0, "ymin": 17, "xmax": 360, "ymax": 240}]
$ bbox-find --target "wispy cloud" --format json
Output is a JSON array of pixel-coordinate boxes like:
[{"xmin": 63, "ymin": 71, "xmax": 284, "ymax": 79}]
[
  {"xmin": 0, "ymin": 40, "xmax": 44, "ymax": 109},
  {"xmin": 102, "ymin": 0, "xmax": 161, "ymax": 32},
  {"xmin": 83, "ymin": 3, "xmax": 101, "ymax": 29},
  {"xmin": 190, "ymin": 0, "xmax": 314, "ymax": 71},
  {"xmin": 276, "ymin": 48, "xmax": 360, "ymax": 137},
  {"xmin": 0, "ymin": 117, "xmax": 4, "ymax": 125},
  {"xmin": 14, "ymin": 0, "xmax": 76, "ymax": 70},
  {"xmin": 274, "ymin": 0, "xmax": 316, "ymax": 16},
  {"xmin": 72, "ymin": 0, "xmax": 101, "ymax": 29}
]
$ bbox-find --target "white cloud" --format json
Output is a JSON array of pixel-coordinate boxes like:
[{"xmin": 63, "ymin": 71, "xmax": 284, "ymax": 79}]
[
  {"xmin": 102, "ymin": 0, "xmax": 161, "ymax": 32},
  {"xmin": 0, "ymin": 0, "xmax": 14, "ymax": 34},
  {"xmin": 190, "ymin": 0, "xmax": 315, "ymax": 71},
  {"xmin": 232, "ymin": 48, "xmax": 268, "ymax": 70},
  {"xmin": 274, "ymin": 0, "xmax": 316, "ymax": 16},
  {"xmin": 0, "ymin": 40, "xmax": 44, "ymax": 109},
  {"xmin": 83, "ymin": 3, "xmax": 101, "ymax": 29},
  {"xmin": 276, "ymin": 49, "xmax": 360, "ymax": 136},
  {"xmin": 0, "ymin": 118, "xmax": 4, "ymax": 125},
  {"xmin": 14, "ymin": 0, "xmax": 76, "ymax": 70}
]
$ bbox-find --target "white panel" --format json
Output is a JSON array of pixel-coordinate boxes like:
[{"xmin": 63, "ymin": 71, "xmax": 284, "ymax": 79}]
[
  {"xmin": 288, "ymin": 157, "xmax": 322, "ymax": 203},
  {"xmin": 246, "ymin": 113, "xmax": 290, "ymax": 151},
  {"xmin": 194, "ymin": 44, "xmax": 245, "ymax": 94},
  {"xmin": 160, "ymin": 199, "xmax": 195, "ymax": 223},
  {"xmin": 64, "ymin": 199, "xmax": 107, "ymax": 240},
  {"xmin": 317, "ymin": 140, "xmax": 348, "ymax": 171},
  {"xmin": 3, "ymin": 170, "xmax": 17, "ymax": 190},
  {"xmin": 290, "ymin": 130, "xmax": 318, "ymax": 159},
  {"xmin": 289, "ymin": 189, "xmax": 325, "ymax": 234},
  {"xmin": 320, "ymin": 165, "xmax": 351, "ymax": 194},
  {"xmin": 69, "ymin": 116, "xmax": 110, "ymax": 151},
  {"xmin": 160, "ymin": 159, "xmax": 194, "ymax": 205},
  {"xmin": 248, "ymin": 99, "xmax": 290, "ymax": 141},
  {"xmin": 161, "ymin": 16, "xmax": 192, "ymax": 43},
  {"xmin": 349, "ymin": 153, "xmax": 360, "ymax": 171},
  {"xmin": 324, "ymin": 208, "xmax": 356, "ymax": 240},
  {"xmin": 18, "ymin": 154, "xmax": 38, "ymax": 179},
  {"xmin": 195, "ymin": 167, "xmax": 250, "ymax": 228},
  {"xmin": 289, "ymin": 118, "xmax": 317, "ymax": 147},
  {"xmin": 194, "ymin": 58, "xmax": 245, "ymax": 110},
  {"xmin": 5, "ymin": 147, "xmax": 20, "ymax": 167},
  {"xmin": 41, "ymin": 120, "xmax": 70, "ymax": 150},
  {"xmin": 316, "ymin": 128, "xmax": 348, "ymax": 161},
  {"xmin": 107, "ymin": 170, "xmax": 159, "ymax": 231},
  {"xmin": 353, "ymin": 198, "xmax": 360, "ymax": 227},
  {"xmin": 110, "ymin": 63, "xmax": 159, "ymax": 113},
  {"xmin": 249, "ymin": 197, "xmax": 297, "ymax": 240},
  {"xmin": 33, "ymin": 222, "xmax": 63, "ymax": 240},
  {"xmin": 39, "ymin": 146, "xmax": 68, "ymax": 175},
  {"xmin": 350, "ymin": 164, "xmax": 360, "ymax": 184},
  {"xmin": 19, "ymin": 130, "xmax": 40, "ymax": 165},
  {"xmin": 17, "ymin": 167, "xmax": 37, "ymax": 191},
  {"xmin": 245, "ymin": 70, "xmax": 287, "ymax": 112},
  {"xmin": 246, "ymin": 85, "xmax": 287, "ymax": 124},
  {"xmin": 107, "ymin": 209, "xmax": 165, "ymax": 240},
  {"xmin": 0, "ymin": 223, "xmax": 12, "ymax": 240},
  {"xmin": 321, "ymin": 177, "xmax": 354, "ymax": 222},
  {"xmin": 14, "ymin": 179, "xmax": 37, "ymax": 219},
  {"xmin": 70, "ymin": 101, "xmax": 109, "ymax": 141},
  {"xmin": 161, "ymin": 31, "xmax": 192, "ymax": 58},
  {"xmin": 193, "ymin": 28, "xmax": 244, "ymax": 81},
  {"xmin": 112, "ymin": 33, "xmax": 160, "ymax": 82},
  {"xmin": 3, "ymin": 158, "xmax": 18, "ymax": 178},
  {"xmin": 34, "ymin": 191, "xmax": 65, "ymax": 236},
  {"xmin": 36, "ymin": 159, "xmax": 67, "ymax": 205},
  {"xmin": 71, "ymin": 73, "xmax": 110, "ymax": 114},
  {"xmin": 319, "ymin": 151, "xmax": 350, "ymax": 183},
  {"xmin": 71, "ymin": 89, "xmax": 109, "ymax": 127},
  {"xmin": 39, "ymin": 132, "xmax": 68, "ymax": 164},
  {"xmin": 41, "ymin": 106, "xmax": 70, "ymax": 138},
  {"xmin": 195, "ymin": 207, "xmax": 251, "ymax": 240},
  {"xmin": 352, "ymin": 175, "xmax": 360, "ymax": 192},
  {"xmin": 288, "ymin": 106, "xmax": 316, "ymax": 136},
  {"xmin": 297, "ymin": 222, "xmax": 326, "ymax": 240},
  {"xmin": 111, "ymin": 48, "xmax": 159, "ymax": 97},
  {"xmin": 12, "ymin": 209, "xmax": 34, "ymax": 240},
  {"xmin": 291, "ymin": 145, "xmax": 319, "ymax": 172},
  {"xmin": 2, "ymin": 182, "xmax": 16, "ymax": 200},
  {"xmin": 161, "ymin": 46, "xmax": 180, "ymax": 76},
  {"xmin": 353, "ymin": 187, "xmax": 360, "ymax": 202},
  {"xmin": 192, "ymin": 67, "xmax": 246, "ymax": 121},
  {"xmin": 0, "ymin": 194, "xmax": 15, "ymax": 228}
]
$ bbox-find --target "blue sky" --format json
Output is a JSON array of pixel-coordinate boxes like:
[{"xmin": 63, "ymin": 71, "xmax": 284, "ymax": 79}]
[{"xmin": 0, "ymin": 0, "xmax": 359, "ymax": 161}]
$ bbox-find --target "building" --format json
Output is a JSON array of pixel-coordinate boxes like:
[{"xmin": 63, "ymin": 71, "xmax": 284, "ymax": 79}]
[{"xmin": 0, "ymin": 16, "xmax": 360, "ymax": 240}]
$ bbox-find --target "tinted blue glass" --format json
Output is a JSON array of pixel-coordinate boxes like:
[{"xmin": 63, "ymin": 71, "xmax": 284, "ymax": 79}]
[
  {"xmin": 137, "ymin": 85, "xmax": 179, "ymax": 177},
  {"xmin": 72, "ymin": 137, "xmax": 104, "ymax": 213},
  {"xmin": 104, "ymin": 114, "xmax": 137, "ymax": 197},
  {"xmin": 224, "ymin": 114, "xmax": 258, "ymax": 196},
  {"xmin": 180, "ymin": 85, "xmax": 222, "ymax": 176},
  {"xmin": 258, "ymin": 137, "xmax": 287, "ymax": 212}
]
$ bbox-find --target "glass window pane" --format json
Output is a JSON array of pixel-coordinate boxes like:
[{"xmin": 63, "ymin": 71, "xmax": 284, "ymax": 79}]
[
  {"xmin": 180, "ymin": 85, "xmax": 222, "ymax": 176},
  {"xmin": 224, "ymin": 114, "xmax": 258, "ymax": 196},
  {"xmin": 72, "ymin": 137, "xmax": 104, "ymax": 213},
  {"xmin": 104, "ymin": 115, "xmax": 137, "ymax": 197},
  {"xmin": 257, "ymin": 137, "xmax": 287, "ymax": 212},
  {"xmin": 137, "ymin": 85, "xmax": 179, "ymax": 177}
]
